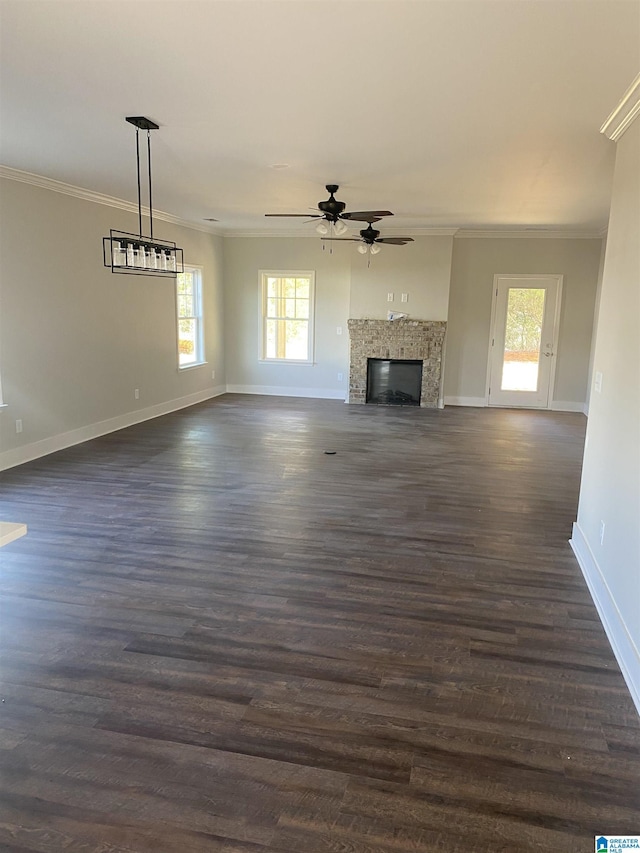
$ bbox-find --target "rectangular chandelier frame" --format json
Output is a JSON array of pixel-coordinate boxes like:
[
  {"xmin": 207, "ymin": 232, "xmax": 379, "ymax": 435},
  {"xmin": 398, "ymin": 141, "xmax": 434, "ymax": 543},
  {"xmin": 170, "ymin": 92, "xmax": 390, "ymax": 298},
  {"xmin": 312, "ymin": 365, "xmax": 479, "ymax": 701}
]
[{"xmin": 103, "ymin": 229, "xmax": 184, "ymax": 277}]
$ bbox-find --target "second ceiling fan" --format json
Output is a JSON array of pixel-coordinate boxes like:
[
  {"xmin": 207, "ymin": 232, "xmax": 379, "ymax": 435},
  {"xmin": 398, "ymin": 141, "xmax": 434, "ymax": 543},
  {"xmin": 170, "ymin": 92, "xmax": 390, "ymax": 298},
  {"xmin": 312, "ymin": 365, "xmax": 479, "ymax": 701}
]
[
  {"xmin": 322, "ymin": 221, "xmax": 414, "ymax": 257},
  {"xmin": 265, "ymin": 184, "xmax": 393, "ymax": 235}
]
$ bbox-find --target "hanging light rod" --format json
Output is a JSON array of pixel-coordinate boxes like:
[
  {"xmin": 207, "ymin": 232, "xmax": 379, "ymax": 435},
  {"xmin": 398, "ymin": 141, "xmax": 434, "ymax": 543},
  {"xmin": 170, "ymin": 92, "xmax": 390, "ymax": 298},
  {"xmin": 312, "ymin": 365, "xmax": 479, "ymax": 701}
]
[{"xmin": 102, "ymin": 116, "xmax": 184, "ymax": 277}]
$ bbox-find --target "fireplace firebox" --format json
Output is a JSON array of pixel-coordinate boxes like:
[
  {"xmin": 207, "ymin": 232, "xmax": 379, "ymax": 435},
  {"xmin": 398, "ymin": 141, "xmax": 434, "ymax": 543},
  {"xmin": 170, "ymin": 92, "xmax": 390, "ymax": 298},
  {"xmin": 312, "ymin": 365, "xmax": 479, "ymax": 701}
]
[{"xmin": 366, "ymin": 358, "xmax": 423, "ymax": 406}]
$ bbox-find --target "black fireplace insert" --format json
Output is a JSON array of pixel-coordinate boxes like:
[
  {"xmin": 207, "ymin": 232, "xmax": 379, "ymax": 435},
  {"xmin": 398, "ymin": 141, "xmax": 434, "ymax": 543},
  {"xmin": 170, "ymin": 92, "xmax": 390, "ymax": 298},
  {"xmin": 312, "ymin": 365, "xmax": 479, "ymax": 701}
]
[{"xmin": 366, "ymin": 358, "xmax": 423, "ymax": 406}]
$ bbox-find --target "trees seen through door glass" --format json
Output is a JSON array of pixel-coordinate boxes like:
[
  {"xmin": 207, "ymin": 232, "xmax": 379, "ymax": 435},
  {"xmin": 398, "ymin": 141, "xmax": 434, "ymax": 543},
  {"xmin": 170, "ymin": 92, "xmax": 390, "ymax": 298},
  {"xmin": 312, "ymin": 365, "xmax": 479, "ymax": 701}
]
[{"xmin": 501, "ymin": 288, "xmax": 545, "ymax": 392}]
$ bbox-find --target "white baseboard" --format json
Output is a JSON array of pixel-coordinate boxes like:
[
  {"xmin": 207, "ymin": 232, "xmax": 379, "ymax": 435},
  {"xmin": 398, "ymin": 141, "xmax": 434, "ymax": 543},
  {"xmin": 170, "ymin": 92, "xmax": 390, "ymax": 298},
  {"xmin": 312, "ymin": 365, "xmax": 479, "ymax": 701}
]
[
  {"xmin": 0, "ymin": 386, "xmax": 226, "ymax": 472},
  {"xmin": 551, "ymin": 400, "xmax": 588, "ymax": 415},
  {"xmin": 443, "ymin": 397, "xmax": 588, "ymax": 414},
  {"xmin": 226, "ymin": 384, "xmax": 346, "ymax": 401},
  {"xmin": 443, "ymin": 396, "xmax": 486, "ymax": 407},
  {"xmin": 570, "ymin": 522, "xmax": 640, "ymax": 716},
  {"xmin": 0, "ymin": 522, "xmax": 27, "ymax": 547}
]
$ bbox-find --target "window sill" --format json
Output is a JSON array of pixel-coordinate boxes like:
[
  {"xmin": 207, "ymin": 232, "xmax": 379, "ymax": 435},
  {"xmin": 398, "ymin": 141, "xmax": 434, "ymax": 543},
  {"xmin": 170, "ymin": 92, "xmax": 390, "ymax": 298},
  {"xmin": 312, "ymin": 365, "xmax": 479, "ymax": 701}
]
[
  {"xmin": 178, "ymin": 361, "xmax": 208, "ymax": 372},
  {"xmin": 258, "ymin": 359, "xmax": 315, "ymax": 366}
]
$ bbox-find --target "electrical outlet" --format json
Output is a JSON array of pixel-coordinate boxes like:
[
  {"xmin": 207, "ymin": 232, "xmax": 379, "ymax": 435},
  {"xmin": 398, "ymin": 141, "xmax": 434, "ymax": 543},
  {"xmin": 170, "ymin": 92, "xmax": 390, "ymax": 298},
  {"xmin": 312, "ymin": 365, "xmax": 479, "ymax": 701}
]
[
  {"xmin": 595, "ymin": 371, "xmax": 603, "ymax": 393},
  {"xmin": 134, "ymin": 388, "xmax": 140, "ymax": 400},
  {"xmin": 401, "ymin": 293, "xmax": 408, "ymax": 303},
  {"xmin": 600, "ymin": 520, "xmax": 605, "ymax": 545},
  {"xmin": 15, "ymin": 419, "xmax": 23, "ymax": 434},
  {"xmin": 336, "ymin": 326, "xmax": 342, "ymax": 336},
  {"xmin": 211, "ymin": 370, "xmax": 216, "ymax": 380},
  {"xmin": 337, "ymin": 372, "xmax": 343, "ymax": 382},
  {"xmin": 387, "ymin": 293, "xmax": 394, "ymax": 302}
]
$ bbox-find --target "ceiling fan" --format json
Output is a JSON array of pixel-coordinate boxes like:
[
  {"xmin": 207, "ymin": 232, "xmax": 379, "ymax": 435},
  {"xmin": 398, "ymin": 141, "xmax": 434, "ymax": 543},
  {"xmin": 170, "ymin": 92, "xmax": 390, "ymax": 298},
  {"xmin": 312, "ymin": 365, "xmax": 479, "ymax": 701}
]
[
  {"xmin": 322, "ymin": 221, "xmax": 414, "ymax": 257},
  {"xmin": 265, "ymin": 184, "xmax": 393, "ymax": 235}
]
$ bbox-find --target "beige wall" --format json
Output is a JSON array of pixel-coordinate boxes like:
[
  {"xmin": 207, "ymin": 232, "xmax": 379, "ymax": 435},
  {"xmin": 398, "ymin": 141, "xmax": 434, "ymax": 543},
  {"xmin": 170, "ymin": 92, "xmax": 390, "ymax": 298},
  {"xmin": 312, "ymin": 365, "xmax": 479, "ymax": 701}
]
[
  {"xmin": 349, "ymin": 236, "xmax": 453, "ymax": 321},
  {"xmin": 445, "ymin": 237, "xmax": 602, "ymax": 406},
  {"xmin": 223, "ymin": 234, "xmax": 453, "ymax": 397},
  {"xmin": 573, "ymin": 116, "xmax": 640, "ymax": 705},
  {"xmin": 223, "ymin": 235, "xmax": 351, "ymax": 396},
  {"xmin": 0, "ymin": 178, "xmax": 224, "ymax": 464}
]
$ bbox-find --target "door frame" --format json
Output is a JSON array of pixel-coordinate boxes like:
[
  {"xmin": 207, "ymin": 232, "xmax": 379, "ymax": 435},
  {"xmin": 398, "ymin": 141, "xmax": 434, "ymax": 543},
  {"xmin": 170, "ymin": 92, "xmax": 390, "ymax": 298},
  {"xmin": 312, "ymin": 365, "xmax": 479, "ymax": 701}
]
[{"xmin": 484, "ymin": 274, "xmax": 563, "ymax": 408}]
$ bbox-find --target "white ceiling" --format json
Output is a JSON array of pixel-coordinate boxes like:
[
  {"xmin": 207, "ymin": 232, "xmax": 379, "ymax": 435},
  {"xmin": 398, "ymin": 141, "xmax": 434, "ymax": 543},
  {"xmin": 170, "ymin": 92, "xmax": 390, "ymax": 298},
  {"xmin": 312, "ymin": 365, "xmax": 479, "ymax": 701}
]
[{"xmin": 1, "ymin": 0, "xmax": 638, "ymax": 235}]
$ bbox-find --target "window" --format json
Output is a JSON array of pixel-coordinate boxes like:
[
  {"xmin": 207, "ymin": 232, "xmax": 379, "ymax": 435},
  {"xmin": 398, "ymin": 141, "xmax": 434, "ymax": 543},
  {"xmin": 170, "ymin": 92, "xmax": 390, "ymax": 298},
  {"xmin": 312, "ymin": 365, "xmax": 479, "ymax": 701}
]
[
  {"xmin": 260, "ymin": 271, "xmax": 315, "ymax": 363},
  {"xmin": 176, "ymin": 266, "xmax": 204, "ymax": 368}
]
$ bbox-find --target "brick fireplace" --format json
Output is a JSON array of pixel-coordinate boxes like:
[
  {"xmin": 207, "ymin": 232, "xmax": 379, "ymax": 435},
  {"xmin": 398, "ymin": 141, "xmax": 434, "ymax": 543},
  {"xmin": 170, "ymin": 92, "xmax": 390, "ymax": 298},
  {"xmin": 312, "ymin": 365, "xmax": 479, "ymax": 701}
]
[{"xmin": 347, "ymin": 319, "xmax": 446, "ymax": 407}]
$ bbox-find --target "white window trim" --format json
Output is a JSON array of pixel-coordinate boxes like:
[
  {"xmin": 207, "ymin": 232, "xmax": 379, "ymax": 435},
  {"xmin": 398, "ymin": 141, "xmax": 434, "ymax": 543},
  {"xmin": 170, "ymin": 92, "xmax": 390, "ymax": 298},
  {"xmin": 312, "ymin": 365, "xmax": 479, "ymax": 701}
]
[
  {"xmin": 176, "ymin": 263, "xmax": 206, "ymax": 371},
  {"xmin": 259, "ymin": 270, "xmax": 316, "ymax": 364}
]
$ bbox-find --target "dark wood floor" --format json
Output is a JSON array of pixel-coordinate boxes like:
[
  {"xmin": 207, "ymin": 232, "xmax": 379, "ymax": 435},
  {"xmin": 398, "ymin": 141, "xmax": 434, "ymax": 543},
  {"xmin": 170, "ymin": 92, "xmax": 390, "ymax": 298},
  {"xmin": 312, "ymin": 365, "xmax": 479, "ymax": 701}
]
[{"xmin": 0, "ymin": 395, "xmax": 638, "ymax": 853}]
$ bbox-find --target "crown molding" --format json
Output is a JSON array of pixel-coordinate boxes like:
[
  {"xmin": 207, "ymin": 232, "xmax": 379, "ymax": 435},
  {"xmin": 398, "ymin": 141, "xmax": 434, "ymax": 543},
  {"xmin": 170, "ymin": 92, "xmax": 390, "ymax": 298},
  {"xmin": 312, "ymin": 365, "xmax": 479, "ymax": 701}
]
[
  {"xmin": 601, "ymin": 72, "xmax": 640, "ymax": 142},
  {"xmin": 225, "ymin": 229, "xmax": 321, "ymax": 238},
  {"xmin": 455, "ymin": 228, "xmax": 605, "ymax": 240},
  {"xmin": 0, "ymin": 165, "xmax": 223, "ymax": 236},
  {"xmin": 0, "ymin": 166, "xmax": 608, "ymax": 240},
  {"xmin": 188, "ymin": 226, "xmax": 603, "ymax": 240},
  {"xmin": 384, "ymin": 227, "xmax": 458, "ymax": 237},
  {"xmin": 228, "ymin": 226, "xmax": 458, "ymax": 238}
]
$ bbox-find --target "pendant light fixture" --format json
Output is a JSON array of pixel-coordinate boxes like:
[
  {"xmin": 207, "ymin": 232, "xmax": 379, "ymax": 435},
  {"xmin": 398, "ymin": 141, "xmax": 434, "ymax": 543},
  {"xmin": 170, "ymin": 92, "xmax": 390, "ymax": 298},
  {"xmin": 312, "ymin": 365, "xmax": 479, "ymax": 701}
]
[{"xmin": 102, "ymin": 117, "xmax": 184, "ymax": 277}]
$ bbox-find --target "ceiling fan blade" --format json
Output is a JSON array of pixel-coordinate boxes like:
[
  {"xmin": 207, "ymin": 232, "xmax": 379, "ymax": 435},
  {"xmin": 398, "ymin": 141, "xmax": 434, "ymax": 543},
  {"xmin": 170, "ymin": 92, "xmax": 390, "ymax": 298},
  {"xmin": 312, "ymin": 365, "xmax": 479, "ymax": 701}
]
[
  {"xmin": 320, "ymin": 237, "xmax": 361, "ymax": 242},
  {"xmin": 341, "ymin": 210, "xmax": 394, "ymax": 221},
  {"xmin": 376, "ymin": 237, "xmax": 414, "ymax": 245},
  {"xmin": 265, "ymin": 213, "xmax": 321, "ymax": 218}
]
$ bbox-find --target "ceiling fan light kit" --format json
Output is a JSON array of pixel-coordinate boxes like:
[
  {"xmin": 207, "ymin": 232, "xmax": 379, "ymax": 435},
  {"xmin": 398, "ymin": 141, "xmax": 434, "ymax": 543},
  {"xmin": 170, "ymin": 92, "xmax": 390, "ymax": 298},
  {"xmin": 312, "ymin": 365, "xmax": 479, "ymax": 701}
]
[
  {"xmin": 316, "ymin": 219, "xmax": 347, "ymax": 237},
  {"xmin": 102, "ymin": 117, "xmax": 184, "ymax": 278}
]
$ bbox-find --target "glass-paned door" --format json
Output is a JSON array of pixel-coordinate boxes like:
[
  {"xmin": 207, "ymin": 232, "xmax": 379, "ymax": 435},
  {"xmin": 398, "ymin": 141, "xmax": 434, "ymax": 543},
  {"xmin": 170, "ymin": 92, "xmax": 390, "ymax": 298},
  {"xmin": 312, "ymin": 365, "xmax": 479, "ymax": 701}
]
[{"xmin": 488, "ymin": 275, "xmax": 562, "ymax": 408}]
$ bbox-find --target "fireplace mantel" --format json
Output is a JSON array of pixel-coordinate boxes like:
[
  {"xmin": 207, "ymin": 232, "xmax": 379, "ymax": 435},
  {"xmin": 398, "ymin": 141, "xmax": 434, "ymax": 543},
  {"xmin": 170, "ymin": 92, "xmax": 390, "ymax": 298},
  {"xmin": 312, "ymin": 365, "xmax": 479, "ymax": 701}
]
[{"xmin": 347, "ymin": 319, "xmax": 446, "ymax": 407}]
